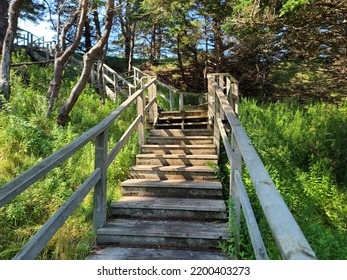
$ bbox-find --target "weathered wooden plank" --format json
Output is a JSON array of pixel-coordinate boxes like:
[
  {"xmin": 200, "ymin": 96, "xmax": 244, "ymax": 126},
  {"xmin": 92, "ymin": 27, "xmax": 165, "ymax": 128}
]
[
  {"xmin": 209, "ymin": 77, "xmax": 316, "ymax": 260},
  {"xmin": 137, "ymin": 90, "xmax": 145, "ymax": 146},
  {"xmin": 156, "ymin": 79, "xmax": 179, "ymax": 93},
  {"xmin": 103, "ymin": 64, "xmax": 135, "ymax": 89},
  {"xmin": 112, "ymin": 197, "xmax": 226, "ymax": 212},
  {"xmin": 13, "ymin": 169, "xmax": 101, "ymax": 260},
  {"xmin": 136, "ymin": 153, "xmax": 217, "ymax": 166},
  {"xmin": 103, "ymin": 73, "xmax": 114, "ymax": 85},
  {"xmin": 93, "ymin": 131, "xmax": 108, "ymax": 230},
  {"xmin": 216, "ymin": 116, "xmax": 241, "ymax": 254},
  {"xmin": 143, "ymin": 96, "xmax": 157, "ymax": 115},
  {"xmin": 87, "ymin": 247, "xmax": 230, "ymax": 260},
  {"xmin": 234, "ymin": 170, "xmax": 269, "ymax": 260},
  {"xmin": 122, "ymin": 179, "xmax": 222, "ymax": 189},
  {"xmin": 0, "ymin": 78, "xmax": 156, "ymax": 209},
  {"xmin": 105, "ymin": 85, "xmax": 116, "ymax": 99},
  {"xmin": 99, "ymin": 219, "xmax": 230, "ymax": 240},
  {"xmin": 107, "ymin": 115, "xmax": 142, "ymax": 167},
  {"xmin": 122, "ymin": 179, "xmax": 223, "ymax": 199}
]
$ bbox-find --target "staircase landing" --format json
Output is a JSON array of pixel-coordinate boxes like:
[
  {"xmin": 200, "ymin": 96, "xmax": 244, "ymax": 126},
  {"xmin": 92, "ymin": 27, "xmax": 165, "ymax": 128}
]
[{"xmin": 87, "ymin": 110, "xmax": 231, "ymax": 260}]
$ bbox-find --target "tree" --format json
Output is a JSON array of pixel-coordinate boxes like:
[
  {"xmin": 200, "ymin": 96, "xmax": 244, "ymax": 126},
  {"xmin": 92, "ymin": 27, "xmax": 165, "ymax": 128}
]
[
  {"xmin": 46, "ymin": 0, "xmax": 89, "ymax": 115},
  {"xmin": 0, "ymin": 0, "xmax": 24, "ymax": 105},
  {"xmin": 58, "ymin": 0, "xmax": 116, "ymax": 126},
  {"xmin": 197, "ymin": 0, "xmax": 235, "ymax": 73},
  {"xmin": 221, "ymin": 0, "xmax": 347, "ymax": 95},
  {"xmin": 116, "ymin": 0, "xmax": 142, "ymax": 72},
  {"xmin": 278, "ymin": 0, "xmax": 347, "ymax": 89},
  {"xmin": 0, "ymin": 0, "xmax": 9, "ymax": 53},
  {"xmin": 0, "ymin": 0, "xmax": 45, "ymax": 53}
]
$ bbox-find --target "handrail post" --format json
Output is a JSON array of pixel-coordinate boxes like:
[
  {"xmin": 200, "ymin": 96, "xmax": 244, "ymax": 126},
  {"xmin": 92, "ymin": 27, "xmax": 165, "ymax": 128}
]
[
  {"xmin": 148, "ymin": 81, "xmax": 157, "ymax": 124},
  {"xmin": 213, "ymin": 90, "xmax": 221, "ymax": 156},
  {"xmin": 207, "ymin": 74, "xmax": 215, "ymax": 132},
  {"xmin": 170, "ymin": 90, "xmax": 174, "ymax": 111},
  {"xmin": 179, "ymin": 92, "xmax": 184, "ymax": 111},
  {"xmin": 133, "ymin": 67, "xmax": 137, "ymax": 88},
  {"xmin": 137, "ymin": 86, "xmax": 145, "ymax": 146},
  {"xmin": 93, "ymin": 129, "xmax": 108, "ymax": 230},
  {"xmin": 231, "ymin": 80, "xmax": 239, "ymax": 115}
]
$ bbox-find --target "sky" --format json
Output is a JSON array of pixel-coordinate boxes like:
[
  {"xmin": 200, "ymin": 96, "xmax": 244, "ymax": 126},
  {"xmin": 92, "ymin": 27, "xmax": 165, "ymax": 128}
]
[{"xmin": 18, "ymin": 19, "xmax": 56, "ymax": 42}]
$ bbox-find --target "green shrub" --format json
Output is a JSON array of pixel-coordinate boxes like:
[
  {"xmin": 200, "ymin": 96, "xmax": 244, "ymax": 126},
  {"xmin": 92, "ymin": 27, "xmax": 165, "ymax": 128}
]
[
  {"xmin": 233, "ymin": 98, "xmax": 347, "ymax": 259},
  {"xmin": 0, "ymin": 51, "xmax": 139, "ymax": 259}
]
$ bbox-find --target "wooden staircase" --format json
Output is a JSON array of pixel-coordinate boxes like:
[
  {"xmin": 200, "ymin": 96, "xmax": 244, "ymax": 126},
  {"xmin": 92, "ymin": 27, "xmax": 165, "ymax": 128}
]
[{"xmin": 87, "ymin": 110, "xmax": 231, "ymax": 260}]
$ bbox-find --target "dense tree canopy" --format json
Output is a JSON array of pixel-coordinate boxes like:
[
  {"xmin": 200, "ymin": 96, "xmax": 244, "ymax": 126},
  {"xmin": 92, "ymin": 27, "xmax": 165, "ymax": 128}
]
[
  {"xmin": 109, "ymin": 0, "xmax": 346, "ymax": 95},
  {"xmin": 2, "ymin": 0, "xmax": 346, "ymax": 106}
]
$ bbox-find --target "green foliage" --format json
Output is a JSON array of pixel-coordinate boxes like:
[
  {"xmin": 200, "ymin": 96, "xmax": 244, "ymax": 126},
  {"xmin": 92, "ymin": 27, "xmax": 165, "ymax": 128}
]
[
  {"xmin": 280, "ymin": 0, "xmax": 313, "ymax": 16},
  {"xmin": 0, "ymin": 51, "xmax": 139, "ymax": 259},
  {"xmin": 236, "ymin": 98, "xmax": 347, "ymax": 259}
]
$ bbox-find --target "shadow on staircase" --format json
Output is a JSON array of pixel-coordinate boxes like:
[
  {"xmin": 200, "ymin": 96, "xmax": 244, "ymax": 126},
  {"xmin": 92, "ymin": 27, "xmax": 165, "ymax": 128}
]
[{"xmin": 87, "ymin": 110, "xmax": 231, "ymax": 260}]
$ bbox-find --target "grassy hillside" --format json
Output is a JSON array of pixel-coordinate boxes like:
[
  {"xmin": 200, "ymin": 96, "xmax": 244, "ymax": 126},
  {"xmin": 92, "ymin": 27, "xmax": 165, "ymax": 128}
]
[
  {"xmin": 1, "ymin": 52, "xmax": 346, "ymax": 259},
  {"xmin": 234, "ymin": 98, "xmax": 347, "ymax": 259},
  {"xmin": 0, "ymin": 51, "xmax": 139, "ymax": 259}
]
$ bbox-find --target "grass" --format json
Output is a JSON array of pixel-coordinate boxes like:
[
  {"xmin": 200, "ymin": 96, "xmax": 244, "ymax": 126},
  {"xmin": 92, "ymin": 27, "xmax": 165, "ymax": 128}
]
[
  {"xmin": 226, "ymin": 98, "xmax": 347, "ymax": 260},
  {"xmin": 0, "ymin": 51, "xmax": 139, "ymax": 259}
]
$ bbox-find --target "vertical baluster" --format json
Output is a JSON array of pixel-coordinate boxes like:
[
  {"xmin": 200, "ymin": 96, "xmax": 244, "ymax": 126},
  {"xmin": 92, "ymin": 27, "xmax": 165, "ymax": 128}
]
[
  {"xmin": 179, "ymin": 92, "xmax": 184, "ymax": 111},
  {"xmin": 148, "ymin": 81, "xmax": 157, "ymax": 124},
  {"xmin": 137, "ymin": 87, "xmax": 145, "ymax": 146},
  {"xmin": 93, "ymin": 129, "xmax": 108, "ymax": 230},
  {"xmin": 170, "ymin": 90, "xmax": 174, "ymax": 111}
]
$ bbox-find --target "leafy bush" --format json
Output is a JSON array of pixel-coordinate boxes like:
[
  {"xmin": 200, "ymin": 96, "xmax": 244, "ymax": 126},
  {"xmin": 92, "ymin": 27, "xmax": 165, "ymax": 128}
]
[
  {"xmin": 234, "ymin": 98, "xmax": 347, "ymax": 259},
  {"xmin": 0, "ymin": 51, "xmax": 139, "ymax": 259}
]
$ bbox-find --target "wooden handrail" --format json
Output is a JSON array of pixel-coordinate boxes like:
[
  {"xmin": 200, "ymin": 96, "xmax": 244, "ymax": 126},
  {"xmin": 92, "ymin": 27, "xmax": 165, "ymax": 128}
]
[
  {"xmin": 103, "ymin": 64, "xmax": 135, "ymax": 89},
  {"xmin": 208, "ymin": 74, "xmax": 316, "ymax": 260},
  {"xmin": 0, "ymin": 78, "xmax": 157, "ymax": 259}
]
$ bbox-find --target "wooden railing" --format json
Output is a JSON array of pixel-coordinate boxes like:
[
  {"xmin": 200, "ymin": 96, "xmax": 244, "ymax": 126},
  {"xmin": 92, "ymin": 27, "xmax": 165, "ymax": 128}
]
[
  {"xmin": 208, "ymin": 74, "xmax": 316, "ymax": 260},
  {"xmin": 0, "ymin": 78, "xmax": 157, "ymax": 260},
  {"xmin": 90, "ymin": 63, "xmax": 136, "ymax": 99},
  {"xmin": 10, "ymin": 29, "xmax": 316, "ymax": 260},
  {"xmin": 133, "ymin": 67, "xmax": 207, "ymax": 111},
  {"xmin": 15, "ymin": 28, "xmax": 55, "ymax": 62}
]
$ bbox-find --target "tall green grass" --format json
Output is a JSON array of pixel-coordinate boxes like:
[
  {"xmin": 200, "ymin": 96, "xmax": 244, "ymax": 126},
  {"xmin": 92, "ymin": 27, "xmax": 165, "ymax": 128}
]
[
  {"xmin": 235, "ymin": 98, "xmax": 347, "ymax": 259},
  {"xmin": 0, "ymin": 51, "xmax": 138, "ymax": 259}
]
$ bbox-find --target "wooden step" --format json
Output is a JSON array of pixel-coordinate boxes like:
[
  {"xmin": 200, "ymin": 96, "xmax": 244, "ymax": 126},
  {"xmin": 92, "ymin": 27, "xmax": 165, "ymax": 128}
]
[
  {"xmin": 96, "ymin": 219, "xmax": 231, "ymax": 249},
  {"xmin": 141, "ymin": 144, "xmax": 216, "ymax": 155},
  {"xmin": 130, "ymin": 165, "xmax": 217, "ymax": 180},
  {"xmin": 155, "ymin": 123, "xmax": 209, "ymax": 130},
  {"xmin": 149, "ymin": 129, "xmax": 213, "ymax": 137},
  {"xmin": 89, "ymin": 109, "xmax": 230, "ymax": 259},
  {"xmin": 136, "ymin": 154, "xmax": 218, "ymax": 166},
  {"xmin": 159, "ymin": 110, "xmax": 208, "ymax": 118},
  {"xmin": 86, "ymin": 246, "xmax": 230, "ymax": 260},
  {"xmin": 158, "ymin": 115, "xmax": 208, "ymax": 122},
  {"xmin": 121, "ymin": 179, "xmax": 223, "ymax": 198},
  {"xmin": 110, "ymin": 197, "xmax": 227, "ymax": 220},
  {"xmin": 146, "ymin": 136, "xmax": 213, "ymax": 145}
]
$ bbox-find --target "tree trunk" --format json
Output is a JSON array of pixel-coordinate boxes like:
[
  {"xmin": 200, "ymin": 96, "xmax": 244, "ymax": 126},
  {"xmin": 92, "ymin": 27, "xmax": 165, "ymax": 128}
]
[
  {"xmin": 47, "ymin": 0, "xmax": 88, "ymax": 116},
  {"xmin": 0, "ymin": 0, "xmax": 9, "ymax": 53},
  {"xmin": 123, "ymin": 23, "xmax": 136, "ymax": 73},
  {"xmin": 58, "ymin": 0, "xmax": 115, "ymax": 126},
  {"xmin": 156, "ymin": 26, "xmax": 162, "ymax": 61},
  {"xmin": 84, "ymin": 17, "xmax": 92, "ymax": 52},
  {"xmin": 93, "ymin": 5, "xmax": 106, "ymax": 101},
  {"xmin": 150, "ymin": 24, "xmax": 156, "ymax": 65},
  {"xmin": 176, "ymin": 35, "xmax": 191, "ymax": 89},
  {"xmin": 212, "ymin": 19, "xmax": 224, "ymax": 73},
  {"xmin": 0, "ymin": 0, "xmax": 23, "ymax": 105},
  {"xmin": 127, "ymin": 23, "xmax": 136, "ymax": 72},
  {"xmin": 118, "ymin": 0, "xmax": 137, "ymax": 73}
]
